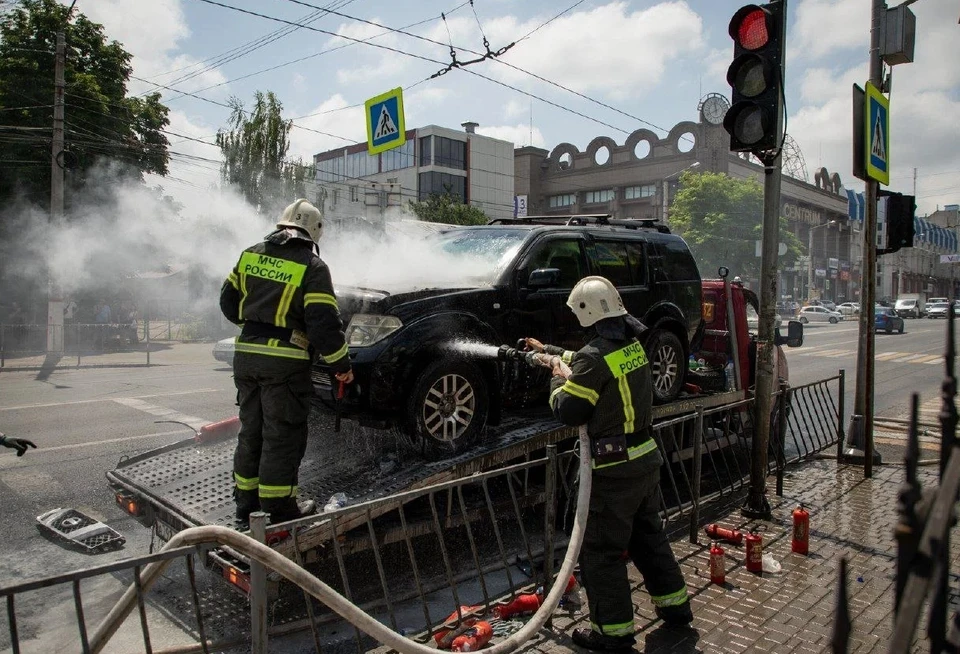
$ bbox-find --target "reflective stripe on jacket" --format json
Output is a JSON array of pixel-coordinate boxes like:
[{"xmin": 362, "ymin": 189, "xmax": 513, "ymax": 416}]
[{"xmin": 219, "ymin": 228, "xmax": 350, "ymax": 371}]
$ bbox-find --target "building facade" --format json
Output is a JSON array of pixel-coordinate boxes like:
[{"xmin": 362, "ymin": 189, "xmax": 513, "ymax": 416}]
[{"xmin": 313, "ymin": 123, "xmax": 515, "ymax": 223}]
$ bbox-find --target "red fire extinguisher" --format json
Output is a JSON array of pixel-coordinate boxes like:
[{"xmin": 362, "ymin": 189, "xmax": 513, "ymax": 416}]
[
  {"xmin": 792, "ymin": 504, "xmax": 810, "ymax": 554},
  {"xmin": 709, "ymin": 541, "xmax": 725, "ymax": 585},
  {"xmin": 745, "ymin": 530, "xmax": 763, "ymax": 573},
  {"xmin": 705, "ymin": 523, "xmax": 744, "ymax": 545}
]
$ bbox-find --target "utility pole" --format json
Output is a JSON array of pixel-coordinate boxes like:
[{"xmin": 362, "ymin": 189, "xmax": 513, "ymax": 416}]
[
  {"xmin": 50, "ymin": 31, "xmax": 65, "ymax": 222},
  {"xmin": 850, "ymin": 0, "xmax": 885, "ymax": 478}
]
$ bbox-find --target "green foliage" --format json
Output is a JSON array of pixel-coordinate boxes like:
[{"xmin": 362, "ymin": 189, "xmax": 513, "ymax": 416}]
[
  {"xmin": 668, "ymin": 171, "xmax": 803, "ymax": 280},
  {"xmin": 406, "ymin": 192, "xmax": 489, "ymax": 226},
  {"xmin": 216, "ymin": 91, "xmax": 315, "ymax": 216},
  {"xmin": 0, "ymin": 0, "xmax": 170, "ymax": 206}
]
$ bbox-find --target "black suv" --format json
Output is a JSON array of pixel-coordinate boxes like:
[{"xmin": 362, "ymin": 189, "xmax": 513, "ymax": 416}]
[{"xmin": 313, "ymin": 216, "xmax": 702, "ymax": 454}]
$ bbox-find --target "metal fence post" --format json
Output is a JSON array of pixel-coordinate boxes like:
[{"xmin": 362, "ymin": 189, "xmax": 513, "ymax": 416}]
[
  {"xmin": 689, "ymin": 404, "xmax": 704, "ymax": 544},
  {"xmin": 836, "ymin": 369, "xmax": 846, "ymax": 459},
  {"xmin": 776, "ymin": 383, "xmax": 787, "ymax": 497},
  {"xmin": 1, "ymin": 323, "xmax": 4, "ymax": 368},
  {"xmin": 145, "ymin": 303, "xmax": 151, "ymax": 367},
  {"xmin": 248, "ymin": 512, "xmax": 268, "ymax": 654},
  {"xmin": 76, "ymin": 321, "xmax": 81, "ymax": 368},
  {"xmin": 544, "ymin": 444, "xmax": 557, "ymax": 628}
]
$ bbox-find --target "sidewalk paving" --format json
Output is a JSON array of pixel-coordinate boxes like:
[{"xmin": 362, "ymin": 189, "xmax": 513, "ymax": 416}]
[
  {"xmin": 513, "ymin": 459, "xmax": 953, "ymax": 654},
  {"xmin": 0, "ymin": 341, "xmax": 219, "ymax": 370}
]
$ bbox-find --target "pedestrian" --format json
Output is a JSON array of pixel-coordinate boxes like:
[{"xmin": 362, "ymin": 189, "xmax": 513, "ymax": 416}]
[
  {"xmin": 0, "ymin": 432, "xmax": 37, "ymax": 457},
  {"xmin": 94, "ymin": 300, "xmax": 111, "ymax": 324},
  {"xmin": 525, "ymin": 276, "xmax": 692, "ymax": 651},
  {"xmin": 220, "ymin": 199, "xmax": 353, "ymax": 526}
]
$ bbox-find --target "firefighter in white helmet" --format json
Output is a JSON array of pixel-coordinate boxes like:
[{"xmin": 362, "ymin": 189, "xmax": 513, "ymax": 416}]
[
  {"xmin": 525, "ymin": 276, "xmax": 691, "ymax": 651},
  {"xmin": 220, "ymin": 199, "xmax": 353, "ymax": 526}
]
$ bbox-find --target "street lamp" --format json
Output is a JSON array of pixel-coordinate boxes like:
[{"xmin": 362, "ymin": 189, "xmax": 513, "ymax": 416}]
[
  {"xmin": 807, "ymin": 219, "xmax": 837, "ymax": 301},
  {"xmin": 662, "ymin": 162, "xmax": 700, "ymax": 223}
]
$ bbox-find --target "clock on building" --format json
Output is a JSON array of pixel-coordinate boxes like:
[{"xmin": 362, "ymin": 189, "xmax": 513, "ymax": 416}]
[{"xmin": 699, "ymin": 94, "xmax": 730, "ymax": 126}]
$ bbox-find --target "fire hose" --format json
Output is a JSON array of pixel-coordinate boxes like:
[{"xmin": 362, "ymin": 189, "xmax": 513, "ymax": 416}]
[{"xmin": 89, "ymin": 430, "xmax": 593, "ymax": 654}]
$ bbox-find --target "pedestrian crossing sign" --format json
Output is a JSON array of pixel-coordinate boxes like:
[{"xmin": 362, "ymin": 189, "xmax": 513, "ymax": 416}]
[
  {"xmin": 864, "ymin": 81, "xmax": 889, "ymax": 185},
  {"xmin": 365, "ymin": 87, "xmax": 405, "ymax": 155}
]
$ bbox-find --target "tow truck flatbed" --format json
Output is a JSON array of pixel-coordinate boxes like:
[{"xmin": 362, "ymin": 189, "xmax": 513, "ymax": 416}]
[{"xmin": 107, "ymin": 389, "xmax": 743, "ymax": 559}]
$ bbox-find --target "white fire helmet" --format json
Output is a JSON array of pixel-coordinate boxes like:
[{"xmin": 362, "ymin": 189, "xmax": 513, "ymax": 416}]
[
  {"xmin": 566, "ymin": 276, "xmax": 628, "ymax": 327},
  {"xmin": 277, "ymin": 199, "xmax": 323, "ymax": 242}
]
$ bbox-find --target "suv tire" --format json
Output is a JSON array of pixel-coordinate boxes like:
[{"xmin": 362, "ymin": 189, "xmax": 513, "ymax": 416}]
[
  {"xmin": 644, "ymin": 329, "xmax": 684, "ymax": 403},
  {"xmin": 406, "ymin": 359, "xmax": 488, "ymax": 457}
]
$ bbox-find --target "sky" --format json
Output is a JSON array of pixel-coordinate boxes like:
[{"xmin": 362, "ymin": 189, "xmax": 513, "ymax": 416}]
[{"xmin": 63, "ymin": 0, "xmax": 959, "ymax": 217}]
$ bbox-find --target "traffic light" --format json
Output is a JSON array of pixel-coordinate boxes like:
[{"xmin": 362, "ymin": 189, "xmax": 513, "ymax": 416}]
[
  {"xmin": 723, "ymin": 2, "xmax": 786, "ymax": 154},
  {"xmin": 880, "ymin": 191, "xmax": 916, "ymax": 254}
]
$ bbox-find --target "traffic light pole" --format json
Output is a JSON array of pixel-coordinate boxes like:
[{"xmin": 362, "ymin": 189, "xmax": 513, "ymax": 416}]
[
  {"xmin": 849, "ymin": 0, "xmax": 886, "ymax": 478},
  {"xmin": 743, "ymin": 150, "xmax": 782, "ymax": 520}
]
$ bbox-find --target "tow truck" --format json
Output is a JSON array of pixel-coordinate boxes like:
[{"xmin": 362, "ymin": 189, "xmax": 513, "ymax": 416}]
[{"xmin": 106, "ymin": 272, "xmax": 800, "ymax": 592}]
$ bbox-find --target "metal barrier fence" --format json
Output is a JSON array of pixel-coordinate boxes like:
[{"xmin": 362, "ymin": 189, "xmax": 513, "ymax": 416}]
[
  {"xmin": 831, "ymin": 310, "xmax": 959, "ymax": 653},
  {"xmin": 0, "ymin": 375, "xmax": 844, "ymax": 653}
]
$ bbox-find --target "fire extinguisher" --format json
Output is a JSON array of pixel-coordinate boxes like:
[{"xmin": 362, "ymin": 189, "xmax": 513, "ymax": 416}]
[
  {"xmin": 792, "ymin": 503, "xmax": 810, "ymax": 554},
  {"xmin": 745, "ymin": 530, "xmax": 763, "ymax": 573},
  {"xmin": 709, "ymin": 541, "xmax": 725, "ymax": 585},
  {"xmin": 705, "ymin": 523, "xmax": 744, "ymax": 545}
]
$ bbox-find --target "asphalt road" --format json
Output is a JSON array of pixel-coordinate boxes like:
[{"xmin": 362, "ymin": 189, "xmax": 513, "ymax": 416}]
[{"xmin": 0, "ymin": 320, "xmax": 954, "ymax": 651}]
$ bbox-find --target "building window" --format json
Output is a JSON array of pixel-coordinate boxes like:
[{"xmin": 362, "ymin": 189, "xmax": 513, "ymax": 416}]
[
  {"xmin": 434, "ymin": 136, "xmax": 466, "ymax": 169},
  {"xmin": 418, "ymin": 171, "xmax": 466, "ymax": 201},
  {"xmin": 349, "ymin": 186, "xmax": 358, "ymax": 202},
  {"xmin": 381, "ymin": 139, "xmax": 415, "ymax": 172},
  {"xmin": 344, "ymin": 150, "xmax": 377, "ymax": 179},
  {"xmin": 584, "ymin": 189, "xmax": 614, "ymax": 204},
  {"xmin": 624, "ymin": 184, "xmax": 656, "ymax": 199},
  {"xmin": 419, "ymin": 136, "xmax": 432, "ymax": 166},
  {"xmin": 549, "ymin": 194, "xmax": 576, "ymax": 208}
]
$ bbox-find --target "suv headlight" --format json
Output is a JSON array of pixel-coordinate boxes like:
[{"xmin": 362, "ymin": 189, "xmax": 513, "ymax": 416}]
[{"xmin": 345, "ymin": 314, "xmax": 403, "ymax": 347}]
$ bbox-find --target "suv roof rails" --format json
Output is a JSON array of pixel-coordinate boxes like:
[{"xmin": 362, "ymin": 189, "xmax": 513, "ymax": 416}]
[{"xmin": 488, "ymin": 214, "xmax": 672, "ymax": 234}]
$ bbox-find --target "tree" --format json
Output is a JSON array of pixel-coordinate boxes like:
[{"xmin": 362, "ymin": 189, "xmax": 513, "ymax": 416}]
[
  {"xmin": 216, "ymin": 91, "xmax": 315, "ymax": 216},
  {"xmin": 668, "ymin": 171, "xmax": 803, "ymax": 282},
  {"xmin": 406, "ymin": 191, "xmax": 489, "ymax": 226},
  {"xmin": 0, "ymin": 0, "xmax": 170, "ymax": 207}
]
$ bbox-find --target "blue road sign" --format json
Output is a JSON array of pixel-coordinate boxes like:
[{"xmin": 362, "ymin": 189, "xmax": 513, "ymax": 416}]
[
  {"xmin": 864, "ymin": 81, "xmax": 889, "ymax": 185},
  {"xmin": 365, "ymin": 87, "xmax": 405, "ymax": 155}
]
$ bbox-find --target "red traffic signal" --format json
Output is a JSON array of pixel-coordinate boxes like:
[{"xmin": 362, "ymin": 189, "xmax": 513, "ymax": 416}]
[
  {"xmin": 723, "ymin": 2, "xmax": 785, "ymax": 154},
  {"xmin": 731, "ymin": 6, "xmax": 771, "ymax": 50}
]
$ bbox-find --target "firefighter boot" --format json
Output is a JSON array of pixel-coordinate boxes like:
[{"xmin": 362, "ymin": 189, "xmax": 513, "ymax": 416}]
[
  {"xmin": 264, "ymin": 497, "xmax": 317, "ymax": 524},
  {"xmin": 571, "ymin": 628, "xmax": 635, "ymax": 652},
  {"xmin": 234, "ymin": 488, "xmax": 260, "ymax": 526},
  {"xmin": 655, "ymin": 602, "xmax": 693, "ymax": 628}
]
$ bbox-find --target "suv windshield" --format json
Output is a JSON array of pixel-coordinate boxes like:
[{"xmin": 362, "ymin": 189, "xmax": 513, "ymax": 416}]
[{"xmin": 427, "ymin": 228, "xmax": 528, "ymax": 285}]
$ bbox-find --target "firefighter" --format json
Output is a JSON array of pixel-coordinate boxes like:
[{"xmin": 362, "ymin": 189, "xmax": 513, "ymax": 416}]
[
  {"xmin": 220, "ymin": 199, "xmax": 353, "ymax": 526},
  {"xmin": 0, "ymin": 432, "xmax": 36, "ymax": 456},
  {"xmin": 525, "ymin": 276, "xmax": 692, "ymax": 652}
]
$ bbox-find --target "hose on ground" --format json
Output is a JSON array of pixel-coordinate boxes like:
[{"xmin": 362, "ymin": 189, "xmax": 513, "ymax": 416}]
[{"xmin": 89, "ymin": 428, "xmax": 593, "ymax": 654}]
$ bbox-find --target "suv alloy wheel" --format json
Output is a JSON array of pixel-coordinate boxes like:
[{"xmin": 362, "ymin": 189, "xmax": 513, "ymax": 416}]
[
  {"xmin": 644, "ymin": 329, "xmax": 684, "ymax": 403},
  {"xmin": 406, "ymin": 359, "xmax": 489, "ymax": 457}
]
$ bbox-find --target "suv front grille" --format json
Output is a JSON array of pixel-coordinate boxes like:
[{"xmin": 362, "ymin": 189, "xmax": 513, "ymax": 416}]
[{"xmin": 312, "ymin": 369, "xmax": 332, "ymax": 388}]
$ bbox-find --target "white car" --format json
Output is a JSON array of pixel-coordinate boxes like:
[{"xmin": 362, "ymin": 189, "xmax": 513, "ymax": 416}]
[
  {"xmin": 836, "ymin": 302, "xmax": 860, "ymax": 316},
  {"xmin": 926, "ymin": 302, "xmax": 949, "ymax": 319},
  {"xmin": 798, "ymin": 306, "xmax": 844, "ymax": 324},
  {"xmin": 213, "ymin": 337, "xmax": 236, "ymax": 366}
]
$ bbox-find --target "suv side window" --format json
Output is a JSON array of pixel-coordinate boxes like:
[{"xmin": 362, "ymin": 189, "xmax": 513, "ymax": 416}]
[
  {"xmin": 593, "ymin": 240, "xmax": 632, "ymax": 287},
  {"xmin": 659, "ymin": 238, "xmax": 700, "ymax": 281},
  {"xmin": 521, "ymin": 238, "xmax": 585, "ymax": 289},
  {"xmin": 625, "ymin": 242, "xmax": 648, "ymax": 286}
]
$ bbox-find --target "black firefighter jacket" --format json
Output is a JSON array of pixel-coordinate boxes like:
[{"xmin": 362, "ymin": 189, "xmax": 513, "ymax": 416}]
[
  {"xmin": 547, "ymin": 328, "xmax": 662, "ymax": 473},
  {"xmin": 220, "ymin": 228, "xmax": 350, "ymax": 373}
]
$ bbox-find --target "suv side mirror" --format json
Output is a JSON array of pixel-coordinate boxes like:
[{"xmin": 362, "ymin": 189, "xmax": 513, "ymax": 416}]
[
  {"xmin": 774, "ymin": 320, "xmax": 804, "ymax": 348},
  {"xmin": 527, "ymin": 268, "xmax": 561, "ymax": 289}
]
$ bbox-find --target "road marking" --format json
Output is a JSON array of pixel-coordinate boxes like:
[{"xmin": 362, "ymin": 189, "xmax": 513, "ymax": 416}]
[
  {"xmin": 890, "ymin": 353, "xmax": 930, "ymax": 363},
  {"xmin": 112, "ymin": 397, "xmax": 208, "ymax": 430},
  {"xmin": 875, "ymin": 352, "xmax": 903, "ymax": 361},
  {"xmin": 823, "ymin": 350, "xmax": 854, "ymax": 358},
  {"xmin": 0, "ymin": 388, "xmax": 222, "ymax": 412},
  {"xmin": 913, "ymin": 355, "xmax": 942, "ymax": 364},
  {"xmin": 796, "ymin": 348, "xmax": 847, "ymax": 357}
]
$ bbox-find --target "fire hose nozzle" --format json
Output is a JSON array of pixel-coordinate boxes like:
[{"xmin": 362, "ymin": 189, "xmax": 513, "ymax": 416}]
[{"xmin": 497, "ymin": 344, "xmax": 523, "ymax": 361}]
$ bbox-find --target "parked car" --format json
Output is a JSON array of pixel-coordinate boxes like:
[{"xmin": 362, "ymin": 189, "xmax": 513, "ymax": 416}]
[
  {"xmin": 746, "ymin": 305, "xmax": 783, "ymax": 332},
  {"xmin": 313, "ymin": 216, "xmax": 704, "ymax": 454},
  {"xmin": 820, "ymin": 300, "xmax": 837, "ymax": 312},
  {"xmin": 929, "ymin": 297, "xmax": 948, "ymax": 305},
  {"xmin": 875, "ymin": 307, "xmax": 905, "ymax": 334},
  {"xmin": 836, "ymin": 302, "xmax": 860, "ymax": 316},
  {"xmin": 926, "ymin": 302, "xmax": 949, "ymax": 319},
  {"xmin": 797, "ymin": 306, "xmax": 844, "ymax": 324},
  {"xmin": 213, "ymin": 337, "xmax": 235, "ymax": 366}
]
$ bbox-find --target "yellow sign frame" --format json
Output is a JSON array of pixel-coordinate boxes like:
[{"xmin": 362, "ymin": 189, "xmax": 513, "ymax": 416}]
[
  {"xmin": 364, "ymin": 87, "xmax": 406, "ymax": 155},
  {"xmin": 864, "ymin": 81, "xmax": 890, "ymax": 185}
]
